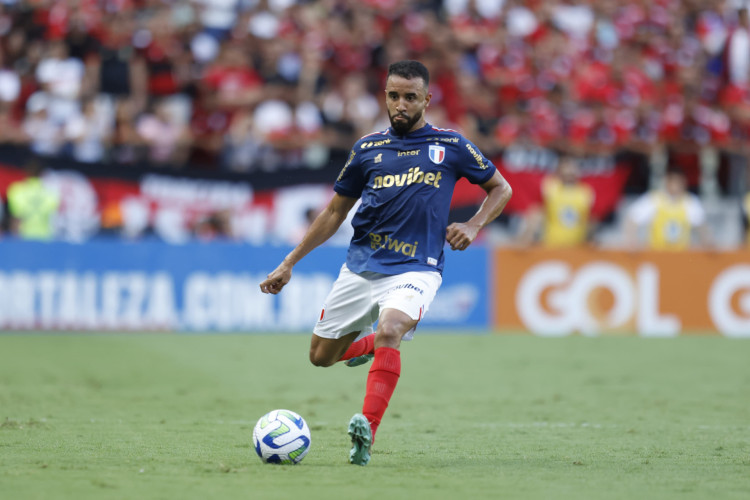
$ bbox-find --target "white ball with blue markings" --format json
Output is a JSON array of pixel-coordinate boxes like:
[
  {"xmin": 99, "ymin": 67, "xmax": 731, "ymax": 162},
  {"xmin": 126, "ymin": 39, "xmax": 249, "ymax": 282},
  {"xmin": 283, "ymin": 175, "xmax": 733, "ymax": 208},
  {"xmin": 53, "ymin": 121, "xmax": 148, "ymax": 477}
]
[{"xmin": 253, "ymin": 409, "xmax": 311, "ymax": 464}]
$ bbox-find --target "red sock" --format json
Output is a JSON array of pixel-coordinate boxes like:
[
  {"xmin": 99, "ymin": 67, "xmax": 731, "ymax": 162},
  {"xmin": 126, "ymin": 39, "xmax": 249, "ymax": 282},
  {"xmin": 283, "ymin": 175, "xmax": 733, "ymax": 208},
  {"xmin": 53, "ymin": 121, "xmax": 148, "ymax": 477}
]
[
  {"xmin": 362, "ymin": 347, "xmax": 401, "ymax": 439},
  {"xmin": 339, "ymin": 334, "xmax": 375, "ymax": 361}
]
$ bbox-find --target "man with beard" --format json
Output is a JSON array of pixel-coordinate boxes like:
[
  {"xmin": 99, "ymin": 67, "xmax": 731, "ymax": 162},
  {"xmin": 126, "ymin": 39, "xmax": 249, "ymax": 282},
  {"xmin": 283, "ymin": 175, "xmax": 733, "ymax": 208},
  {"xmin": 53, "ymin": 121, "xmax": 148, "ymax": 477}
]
[{"xmin": 259, "ymin": 60, "xmax": 512, "ymax": 466}]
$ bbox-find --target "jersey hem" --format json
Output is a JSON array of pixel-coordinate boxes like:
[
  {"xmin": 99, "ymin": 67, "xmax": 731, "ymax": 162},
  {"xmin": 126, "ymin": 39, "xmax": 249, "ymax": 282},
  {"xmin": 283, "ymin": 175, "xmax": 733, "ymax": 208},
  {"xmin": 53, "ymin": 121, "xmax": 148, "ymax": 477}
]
[
  {"xmin": 346, "ymin": 262, "xmax": 443, "ymax": 276},
  {"xmin": 333, "ymin": 185, "xmax": 361, "ymax": 199},
  {"xmin": 476, "ymin": 167, "xmax": 495, "ymax": 185}
]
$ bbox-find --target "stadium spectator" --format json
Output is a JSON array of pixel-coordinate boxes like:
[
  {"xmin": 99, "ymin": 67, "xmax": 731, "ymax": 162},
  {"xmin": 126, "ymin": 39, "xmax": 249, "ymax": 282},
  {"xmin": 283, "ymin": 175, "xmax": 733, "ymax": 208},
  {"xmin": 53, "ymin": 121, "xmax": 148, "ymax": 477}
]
[
  {"xmin": 87, "ymin": 12, "xmax": 148, "ymax": 109},
  {"xmin": 23, "ymin": 95, "xmax": 65, "ymax": 157},
  {"xmin": 222, "ymin": 106, "xmax": 272, "ymax": 172},
  {"xmin": 518, "ymin": 155, "xmax": 596, "ymax": 247},
  {"xmin": 189, "ymin": 87, "xmax": 232, "ymax": 167},
  {"xmin": 321, "ymin": 73, "xmax": 381, "ymax": 149},
  {"xmin": 6, "ymin": 158, "xmax": 60, "ymax": 241},
  {"xmin": 195, "ymin": 0, "xmax": 240, "ymax": 40},
  {"xmin": 0, "ymin": 103, "xmax": 26, "ymax": 145},
  {"xmin": 726, "ymin": 7, "xmax": 750, "ymax": 88},
  {"xmin": 660, "ymin": 87, "xmax": 731, "ymax": 193},
  {"xmin": 250, "ymin": 80, "xmax": 324, "ymax": 170},
  {"xmin": 34, "ymin": 40, "xmax": 86, "ymax": 125},
  {"xmin": 201, "ymin": 43, "xmax": 263, "ymax": 112},
  {"xmin": 110, "ymin": 98, "xmax": 143, "ymax": 164},
  {"xmin": 136, "ymin": 6, "xmax": 194, "ymax": 99},
  {"xmin": 136, "ymin": 98, "xmax": 192, "ymax": 166},
  {"xmin": 624, "ymin": 167, "xmax": 711, "ymax": 250},
  {"xmin": 64, "ymin": 97, "xmax": 113, "ymax": 163},
  {"xmin": 0, "ymin": 49, "xmax": 21, "ymax": 108}
]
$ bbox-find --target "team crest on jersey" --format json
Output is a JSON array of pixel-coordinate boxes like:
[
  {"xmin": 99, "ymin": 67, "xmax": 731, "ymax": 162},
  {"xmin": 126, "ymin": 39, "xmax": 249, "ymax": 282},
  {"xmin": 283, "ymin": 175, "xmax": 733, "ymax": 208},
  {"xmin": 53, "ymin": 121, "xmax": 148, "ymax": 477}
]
[{"xmin": 428, "ymin": 145, "xmax": 445, "ymax": 164}]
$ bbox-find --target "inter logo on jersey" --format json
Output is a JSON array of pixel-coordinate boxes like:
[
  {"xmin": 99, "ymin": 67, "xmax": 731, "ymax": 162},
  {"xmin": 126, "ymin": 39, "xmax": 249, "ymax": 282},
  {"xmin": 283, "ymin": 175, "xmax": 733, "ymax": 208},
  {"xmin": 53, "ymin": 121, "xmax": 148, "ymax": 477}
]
[{"xmin": 428, "ymin": 145, "xmax": 445, "ymax": 164}]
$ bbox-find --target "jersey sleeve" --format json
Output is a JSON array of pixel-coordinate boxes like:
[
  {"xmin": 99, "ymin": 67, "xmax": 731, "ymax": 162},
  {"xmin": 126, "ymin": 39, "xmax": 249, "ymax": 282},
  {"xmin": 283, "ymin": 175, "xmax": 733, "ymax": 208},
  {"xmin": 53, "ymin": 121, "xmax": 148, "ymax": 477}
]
[
  {"xmin": 333, "ymin": 148, "xmax": 366, "ymax": 199},
  {"xmin": 456, "ymin": 137, "xmax": 497, "ymax": 185}
]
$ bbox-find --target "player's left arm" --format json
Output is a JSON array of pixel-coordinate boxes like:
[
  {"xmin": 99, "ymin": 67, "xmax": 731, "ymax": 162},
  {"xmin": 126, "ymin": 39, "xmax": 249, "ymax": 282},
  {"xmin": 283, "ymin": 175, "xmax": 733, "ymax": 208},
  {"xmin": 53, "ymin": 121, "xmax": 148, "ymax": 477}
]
[{"xmin": 446, "ymin": 169, "xmax": 512, "ymax": 251}]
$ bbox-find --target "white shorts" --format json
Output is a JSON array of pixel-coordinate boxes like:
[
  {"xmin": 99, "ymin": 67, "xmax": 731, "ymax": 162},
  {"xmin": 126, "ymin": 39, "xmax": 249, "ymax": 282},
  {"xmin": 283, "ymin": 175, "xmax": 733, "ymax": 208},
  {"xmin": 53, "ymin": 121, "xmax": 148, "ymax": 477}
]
[{"xmin": 313, "ymin": 264, "xmax": 442, "ymax": 342}]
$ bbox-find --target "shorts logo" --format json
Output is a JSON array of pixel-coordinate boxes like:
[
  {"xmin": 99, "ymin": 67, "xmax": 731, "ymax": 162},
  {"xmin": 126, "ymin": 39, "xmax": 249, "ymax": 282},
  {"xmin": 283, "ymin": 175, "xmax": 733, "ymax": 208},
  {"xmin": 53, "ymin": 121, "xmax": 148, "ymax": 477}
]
[
  {"xmin": 428, "ymin": 145, "xmax": 445, "ymax": 164},
  {"xmin": 391, "ymin": 283, "xmax": 425, "ymax": 295}
]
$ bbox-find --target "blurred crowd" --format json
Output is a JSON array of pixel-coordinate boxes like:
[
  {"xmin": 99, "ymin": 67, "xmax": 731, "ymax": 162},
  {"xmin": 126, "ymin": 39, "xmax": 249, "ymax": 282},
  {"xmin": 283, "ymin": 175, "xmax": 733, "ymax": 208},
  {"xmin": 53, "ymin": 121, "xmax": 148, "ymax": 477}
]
[
  {"xmin": 0, "ymin": 1, "xmax": 748, "ymax": 174},
  {"xmin": 2, "ymin": 0, "xmax": 750, "ymax": 247}
]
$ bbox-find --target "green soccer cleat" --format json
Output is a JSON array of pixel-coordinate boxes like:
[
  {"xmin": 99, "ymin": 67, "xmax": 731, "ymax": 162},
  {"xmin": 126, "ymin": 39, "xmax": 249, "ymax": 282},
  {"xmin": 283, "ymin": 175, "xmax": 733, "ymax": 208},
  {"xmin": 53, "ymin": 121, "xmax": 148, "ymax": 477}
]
[
  {"xmin": 344, "ymin": 353, "xmax": 374, "ymax": 367},
  {"xmin": 348, "ymin": 413, "xmax": 372, "ymax": 466}
]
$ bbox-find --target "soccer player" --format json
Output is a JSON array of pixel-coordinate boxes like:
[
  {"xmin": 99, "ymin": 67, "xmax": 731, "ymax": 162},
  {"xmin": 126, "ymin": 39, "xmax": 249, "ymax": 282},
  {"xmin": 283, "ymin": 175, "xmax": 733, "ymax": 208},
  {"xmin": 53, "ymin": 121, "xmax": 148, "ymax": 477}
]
[{"xmin": 259, "ymin": 60, "xmax": 512, "ymax": 465}]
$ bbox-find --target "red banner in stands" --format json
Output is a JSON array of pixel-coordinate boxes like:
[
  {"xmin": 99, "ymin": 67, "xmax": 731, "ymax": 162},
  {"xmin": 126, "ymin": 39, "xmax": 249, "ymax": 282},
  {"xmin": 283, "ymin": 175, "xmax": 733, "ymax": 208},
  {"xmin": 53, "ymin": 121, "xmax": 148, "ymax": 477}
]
[
  {"xmin": 450, "ymin": 147, "xmax": 632, "ymax": 217},
  {"xmin": 0, "ymin": 162, "xmax": 338, "ymax": 245}
]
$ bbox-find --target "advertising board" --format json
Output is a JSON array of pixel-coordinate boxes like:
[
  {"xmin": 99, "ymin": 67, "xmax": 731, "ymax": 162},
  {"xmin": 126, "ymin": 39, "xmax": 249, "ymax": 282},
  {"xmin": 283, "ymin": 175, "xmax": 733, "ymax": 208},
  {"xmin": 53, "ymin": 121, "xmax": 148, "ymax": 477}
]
[
  {"xmin": 0, "ymin": 241, "xmax": 488, "ymax": 332},
  {"xmin": 493, "ymin": 248, "xmax": 750, "ymax": 337}
]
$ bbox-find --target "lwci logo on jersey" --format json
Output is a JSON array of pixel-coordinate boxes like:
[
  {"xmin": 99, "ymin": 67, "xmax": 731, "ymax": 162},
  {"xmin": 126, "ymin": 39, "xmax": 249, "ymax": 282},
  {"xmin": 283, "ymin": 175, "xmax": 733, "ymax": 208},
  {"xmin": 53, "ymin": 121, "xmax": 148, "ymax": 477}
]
[{"xmin": 428, "ymin": 145, "xmax": 445, "ymax": 164}]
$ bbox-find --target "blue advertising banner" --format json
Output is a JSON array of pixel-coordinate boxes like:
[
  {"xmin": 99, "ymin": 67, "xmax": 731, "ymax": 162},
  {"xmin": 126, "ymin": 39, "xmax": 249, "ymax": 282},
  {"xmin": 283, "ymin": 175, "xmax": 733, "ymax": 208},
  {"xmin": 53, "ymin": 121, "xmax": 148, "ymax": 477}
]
[{"xmin": 0, "ymin": 241, "xmax": 488, "ymax": 332}]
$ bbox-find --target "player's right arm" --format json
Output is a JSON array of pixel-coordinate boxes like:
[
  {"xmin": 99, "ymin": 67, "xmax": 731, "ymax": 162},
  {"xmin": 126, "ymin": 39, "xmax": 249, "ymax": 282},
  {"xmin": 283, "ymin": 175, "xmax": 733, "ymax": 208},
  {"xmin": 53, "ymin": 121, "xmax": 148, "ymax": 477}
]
[{"xmin": 259, "ymin": 193, "xmax": 358, "ymax": 294}]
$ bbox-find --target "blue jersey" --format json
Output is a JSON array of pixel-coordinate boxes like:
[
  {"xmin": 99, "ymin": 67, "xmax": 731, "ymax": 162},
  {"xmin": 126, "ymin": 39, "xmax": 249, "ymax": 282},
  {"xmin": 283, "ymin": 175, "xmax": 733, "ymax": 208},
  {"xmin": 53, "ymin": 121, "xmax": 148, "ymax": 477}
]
[{"xmin": 334, "ymin": 123, "xmax": 496, "ymax": 275}]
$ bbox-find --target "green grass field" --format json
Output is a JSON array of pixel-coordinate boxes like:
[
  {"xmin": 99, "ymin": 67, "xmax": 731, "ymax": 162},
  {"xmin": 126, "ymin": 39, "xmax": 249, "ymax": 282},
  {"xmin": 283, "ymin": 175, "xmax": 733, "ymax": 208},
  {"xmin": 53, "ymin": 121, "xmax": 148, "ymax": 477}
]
[{"xmin": 1, "ymin": 334, "xmax": 748, "ymax": 499}]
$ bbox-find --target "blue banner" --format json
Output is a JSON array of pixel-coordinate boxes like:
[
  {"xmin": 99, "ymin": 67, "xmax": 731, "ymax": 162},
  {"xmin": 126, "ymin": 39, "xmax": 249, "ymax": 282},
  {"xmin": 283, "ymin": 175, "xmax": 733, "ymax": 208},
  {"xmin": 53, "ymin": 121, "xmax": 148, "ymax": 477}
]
[{"xmin": 0, "ymin": 241, "xmax": 488, "ymax": 332}]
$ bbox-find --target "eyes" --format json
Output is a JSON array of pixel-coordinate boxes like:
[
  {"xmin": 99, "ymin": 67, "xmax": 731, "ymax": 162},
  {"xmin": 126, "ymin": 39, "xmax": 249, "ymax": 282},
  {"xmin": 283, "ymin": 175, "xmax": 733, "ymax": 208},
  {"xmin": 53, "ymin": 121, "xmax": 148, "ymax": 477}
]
[{"xmin": 388, "ymin": 92, "xmax": 418, "ymax": 102}]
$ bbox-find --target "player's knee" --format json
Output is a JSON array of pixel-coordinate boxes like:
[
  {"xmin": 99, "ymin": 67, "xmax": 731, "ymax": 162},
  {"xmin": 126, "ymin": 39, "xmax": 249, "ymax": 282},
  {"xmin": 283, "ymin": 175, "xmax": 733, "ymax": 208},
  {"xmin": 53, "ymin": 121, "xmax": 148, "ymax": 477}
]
[
  {"xmin": 308, "ymin": 348, "xmax": 336, "ymax": 367},
  {"xmin": 375, "ymin": 323, "xmax": 404, "ymax": 348}
]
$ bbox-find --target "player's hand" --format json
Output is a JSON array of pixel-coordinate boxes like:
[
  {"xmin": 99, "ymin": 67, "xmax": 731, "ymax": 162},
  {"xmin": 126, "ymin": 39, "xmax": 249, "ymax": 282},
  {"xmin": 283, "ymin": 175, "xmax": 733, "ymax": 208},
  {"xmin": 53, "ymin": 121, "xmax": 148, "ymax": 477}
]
[
  {"xmin": 446, "ymin": 222, "xmax": 480, "ymax": 251},
  {"xmin": 260, "ymin": 264, "xmax": 292, "ymax": 294}
]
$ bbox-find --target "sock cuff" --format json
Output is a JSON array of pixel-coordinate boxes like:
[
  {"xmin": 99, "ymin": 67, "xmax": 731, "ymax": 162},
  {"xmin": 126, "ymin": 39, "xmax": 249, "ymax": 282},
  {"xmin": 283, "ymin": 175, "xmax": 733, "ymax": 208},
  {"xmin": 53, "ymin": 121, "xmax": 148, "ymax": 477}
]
[{"xmin": 372, "ymin": 346, "xmax": 401, "ymax": 374}]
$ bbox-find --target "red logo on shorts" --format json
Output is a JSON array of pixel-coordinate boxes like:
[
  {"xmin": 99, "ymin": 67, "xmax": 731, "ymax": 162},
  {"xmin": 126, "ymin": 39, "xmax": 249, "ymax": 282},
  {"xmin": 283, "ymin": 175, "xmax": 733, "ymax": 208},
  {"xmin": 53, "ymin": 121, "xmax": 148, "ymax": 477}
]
[{"xmin": 319, "ymin": 308, "xmax": 325, "ymax": 321}]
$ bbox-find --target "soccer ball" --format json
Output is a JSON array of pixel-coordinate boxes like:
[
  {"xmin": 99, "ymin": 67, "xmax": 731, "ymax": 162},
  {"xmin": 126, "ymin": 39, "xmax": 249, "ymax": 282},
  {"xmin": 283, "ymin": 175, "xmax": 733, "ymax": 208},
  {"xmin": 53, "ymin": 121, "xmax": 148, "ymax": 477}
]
[{"xmin": 253, "ymin": 409, "xmax": 311, "ymax": 464}]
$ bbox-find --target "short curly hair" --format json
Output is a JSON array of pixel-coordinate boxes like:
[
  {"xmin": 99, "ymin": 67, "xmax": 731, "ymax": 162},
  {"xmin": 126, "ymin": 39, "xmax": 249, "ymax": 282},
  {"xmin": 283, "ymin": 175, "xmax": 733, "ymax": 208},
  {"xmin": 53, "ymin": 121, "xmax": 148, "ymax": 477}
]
[{"xmin": 387, "ymin": 60, "xmax": 430, "ymax": 88}]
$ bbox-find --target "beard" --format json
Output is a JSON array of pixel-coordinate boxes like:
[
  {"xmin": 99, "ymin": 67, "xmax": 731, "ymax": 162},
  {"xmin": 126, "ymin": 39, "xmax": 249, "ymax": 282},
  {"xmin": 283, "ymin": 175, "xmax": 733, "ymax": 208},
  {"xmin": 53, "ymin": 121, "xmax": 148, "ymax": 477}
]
[{"xmin": 389, "ymin": 110, "xmax": 422, "ymax": 134}]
